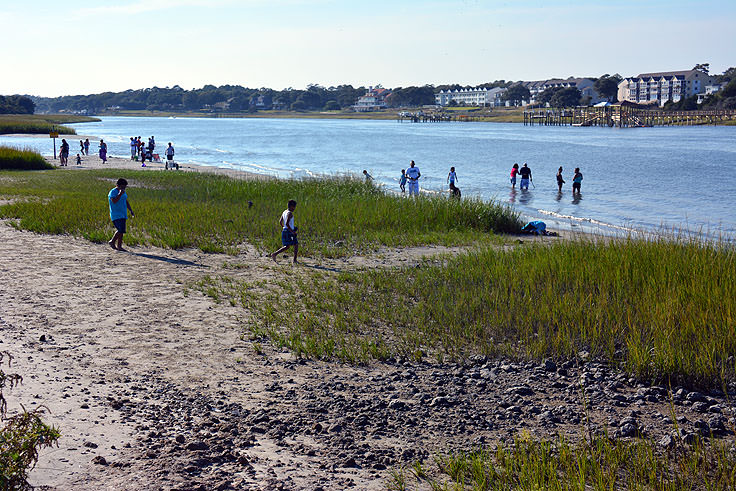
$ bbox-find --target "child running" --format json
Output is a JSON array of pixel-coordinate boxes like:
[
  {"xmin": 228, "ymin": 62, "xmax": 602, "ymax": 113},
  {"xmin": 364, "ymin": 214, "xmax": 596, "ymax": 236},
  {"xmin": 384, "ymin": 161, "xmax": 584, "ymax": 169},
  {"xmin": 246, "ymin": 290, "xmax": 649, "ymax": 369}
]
[
  {"xmin": 268, "ymin": 199, "xmax": 298, "ymax": 264},
  {"xmin": 399, "ymin": 169, "xmax": 407, "ymax": 193}
]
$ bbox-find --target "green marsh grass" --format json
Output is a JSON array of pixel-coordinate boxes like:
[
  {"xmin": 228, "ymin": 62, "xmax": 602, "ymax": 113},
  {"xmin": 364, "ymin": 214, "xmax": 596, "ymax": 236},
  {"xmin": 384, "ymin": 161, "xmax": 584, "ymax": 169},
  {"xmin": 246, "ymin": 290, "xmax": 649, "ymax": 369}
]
[
  {"xmin": 0, "ymin": 114, "xmax": 99, "ymax": 135},
  {"xmin": 224, "ymin": 237, "xmax": 735, "ymax": 386},
  {"xmin": 418, "ymin": 433, "xmax": 736, "ymax": 490},
  {"xmin": 0, "ymin": 146, "xmax": 53, "ymax": 170},
  {"xmin": 0, "ymin": 169, "xmax": 520, "ymax": 255}
]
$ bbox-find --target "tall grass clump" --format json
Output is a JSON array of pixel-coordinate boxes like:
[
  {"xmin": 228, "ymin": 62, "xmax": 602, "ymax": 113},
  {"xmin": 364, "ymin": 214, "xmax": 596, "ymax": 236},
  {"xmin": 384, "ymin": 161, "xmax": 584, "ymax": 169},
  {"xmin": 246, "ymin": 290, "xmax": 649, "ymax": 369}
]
[
  {"xmin": 0, "ymin": 146, "xmax": 53, "ymax": 170},
  {"xmin": 0, "ymin": 170, "xmax": 520, "ymax": 255},
  {"xmin": 424, "ymin": 433, "xmax": 736, "ymax": 490},
  {"xmin": 233, "ymin": 236, "xmax": 735, "ymax": 386}
]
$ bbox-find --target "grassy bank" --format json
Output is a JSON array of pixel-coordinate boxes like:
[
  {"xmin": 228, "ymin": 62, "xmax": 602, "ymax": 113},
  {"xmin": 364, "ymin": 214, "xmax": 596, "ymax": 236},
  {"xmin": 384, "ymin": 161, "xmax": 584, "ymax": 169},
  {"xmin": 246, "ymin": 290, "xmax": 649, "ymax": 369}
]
[
  {"xmin": 390, "ymin": 433, "xmax": 736, "ymax": 490},
  {"xmin": 0, "ymin": 114, "xmax": 99, "ymax": 135},
  {"xmin": 0, "ymin": 169, "xmax": 519, "ymax": 255},
  {"xmin": 0, "ymin": 146, "xmax": 53, "ymax": 170},
  {"xmin": 204, "ymin": 235, "xmax": 736, "ymax": 387}
]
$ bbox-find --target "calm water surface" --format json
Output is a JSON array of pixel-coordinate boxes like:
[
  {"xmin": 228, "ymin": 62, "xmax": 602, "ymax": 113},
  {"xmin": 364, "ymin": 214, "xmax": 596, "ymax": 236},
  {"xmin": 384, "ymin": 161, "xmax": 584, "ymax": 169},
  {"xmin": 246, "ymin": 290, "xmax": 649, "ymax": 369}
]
[{"xmin": 3, "ymin": 116, "xmax": 735, "ymax": 237}]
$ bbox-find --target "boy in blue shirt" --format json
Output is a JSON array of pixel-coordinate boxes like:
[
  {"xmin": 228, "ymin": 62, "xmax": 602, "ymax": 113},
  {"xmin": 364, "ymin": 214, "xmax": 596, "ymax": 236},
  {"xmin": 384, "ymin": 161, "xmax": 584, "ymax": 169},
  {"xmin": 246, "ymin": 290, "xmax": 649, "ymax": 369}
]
[{"xmin": 108, "ymin": 178, "xmax": 135, "ymax": 251}]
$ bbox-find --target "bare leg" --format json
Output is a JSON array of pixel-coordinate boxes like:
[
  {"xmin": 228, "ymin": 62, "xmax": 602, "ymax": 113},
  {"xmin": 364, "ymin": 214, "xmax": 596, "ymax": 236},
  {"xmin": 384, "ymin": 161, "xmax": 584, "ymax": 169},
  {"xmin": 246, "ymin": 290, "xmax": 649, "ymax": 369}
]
[
  {"xmin": 292, "ymin": 244, "xmax": 298, "ymax": 264},
  {"xmin": 269, "ymin": 245, "xmax": 289, "ymax": 262}
]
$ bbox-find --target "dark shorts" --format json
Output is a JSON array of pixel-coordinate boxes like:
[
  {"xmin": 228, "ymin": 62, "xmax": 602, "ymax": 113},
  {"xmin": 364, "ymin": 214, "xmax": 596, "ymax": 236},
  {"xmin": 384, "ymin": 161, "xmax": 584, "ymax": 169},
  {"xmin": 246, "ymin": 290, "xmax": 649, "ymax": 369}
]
[
  {"xmin": 113, "ymin": 218, "xmax": 126, "ymax": 233},
  {"xmin": 572, "ymin": 182, "xmax": 581, "ymax": 190},
  {"xmin": 281, "ymin": 229, "xmax": 297, "ymax": 246},
  {"xmin": 167, "ymin": 155, "xmax": 173, "ymax": 160}
]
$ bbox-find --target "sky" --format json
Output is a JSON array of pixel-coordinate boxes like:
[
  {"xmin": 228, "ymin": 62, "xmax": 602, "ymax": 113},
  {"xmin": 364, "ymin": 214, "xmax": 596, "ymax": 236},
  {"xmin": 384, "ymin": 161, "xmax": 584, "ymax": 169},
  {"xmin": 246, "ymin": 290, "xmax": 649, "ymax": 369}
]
[{"xmin": 1, "ymin": 0, "xmax": 734, "ymax": 97}]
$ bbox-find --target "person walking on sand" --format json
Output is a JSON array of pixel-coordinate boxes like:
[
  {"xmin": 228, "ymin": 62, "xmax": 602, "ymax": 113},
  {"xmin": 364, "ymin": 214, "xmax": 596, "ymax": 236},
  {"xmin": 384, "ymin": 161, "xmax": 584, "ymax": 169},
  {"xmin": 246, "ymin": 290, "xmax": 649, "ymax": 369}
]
[
  {"xmin": 79, "ymin": 140, "xmax": 84, "ymax": 154},
  {"xmin": 84, "ymin": 138, "xmax": 90, "ymax": 155},
  {"xmin": 268, "ymin": 200, "xmax": 298, "ymax": 264},
  {"xmin": 108, "ymin": 178, "xmax": 135, "ymax": 251},
  {"xmin": 572, "ymin": 167, "xmax": 583, "ymax": 194},
  {"xmin": 519, "ymin": 163, "xmax": 532, "ymax": 190},
  {"xmin": 130, "ymin": 137, "xmax": 137, "ymax": 160},
  {"xmin": 98, "ymin": 139, "xmax": 107, "ymax": 164},
  {"xmin": 165, "ymin": 142, "xmax": 177, "ymax": 170},
  {"xmin": 399, "ymin": 169, "xmax": 407, "ymax": 193},
  {"xmin": 406, "ymin": 160, "xmax": 421, "ymax": 196},
  {"xmin": 510, "ymin": 163, "xmax": 519, "ymax": 188},
  {"xmin": 76, "ymin": 153, "xmax": 82, "ymax": 166},
  {"xmin": 556, "ymin": 166, "xmax": 565, "ymax": 192}
]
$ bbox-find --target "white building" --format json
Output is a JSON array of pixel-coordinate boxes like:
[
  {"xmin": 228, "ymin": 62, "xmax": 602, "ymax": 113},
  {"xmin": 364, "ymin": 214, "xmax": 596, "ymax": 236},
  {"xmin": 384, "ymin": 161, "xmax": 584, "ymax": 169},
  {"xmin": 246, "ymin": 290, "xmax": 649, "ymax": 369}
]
[
  {"xmin": 353, "ymin": 87, "xmax": 390, "ymax": 112},
  {"xmin": 617, "ymin": 70, "xmax": 715, "ymax": 106},
  {"xmin": 434, "ymin": 87, "xmax": 507, "ymax": 106}
]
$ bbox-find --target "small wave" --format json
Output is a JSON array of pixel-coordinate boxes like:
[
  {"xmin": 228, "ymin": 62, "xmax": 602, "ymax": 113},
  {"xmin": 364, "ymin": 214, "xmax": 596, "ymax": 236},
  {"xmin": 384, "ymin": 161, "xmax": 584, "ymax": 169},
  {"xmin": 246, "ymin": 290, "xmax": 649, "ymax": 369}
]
[
  {"xmin": 214, "ymin": 148, "xmax": 229, "ymax": 154},
  {"xmin": 538, "ymin": 209, "xmax": 636, "ymax": 233}
]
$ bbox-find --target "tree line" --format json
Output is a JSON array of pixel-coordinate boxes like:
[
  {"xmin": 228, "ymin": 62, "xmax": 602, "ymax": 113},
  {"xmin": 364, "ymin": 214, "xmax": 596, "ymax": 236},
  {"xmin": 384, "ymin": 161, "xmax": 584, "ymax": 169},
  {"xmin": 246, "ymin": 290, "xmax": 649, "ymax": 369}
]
[{"xmin": 0, "ymin": 95, "xmax": 35, "ymax": 114}]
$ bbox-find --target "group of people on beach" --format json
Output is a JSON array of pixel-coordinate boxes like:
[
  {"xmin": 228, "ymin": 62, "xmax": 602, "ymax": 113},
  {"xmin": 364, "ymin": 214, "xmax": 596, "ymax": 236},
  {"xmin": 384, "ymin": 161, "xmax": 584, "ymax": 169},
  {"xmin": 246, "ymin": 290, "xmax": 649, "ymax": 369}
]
[
  {"xmin": 127, "ymin": 136, "xmax": 177, "ymax": 169},
  {"xmin": 510, "ymin": 162, "xmax": 583, "ymax": 194}
]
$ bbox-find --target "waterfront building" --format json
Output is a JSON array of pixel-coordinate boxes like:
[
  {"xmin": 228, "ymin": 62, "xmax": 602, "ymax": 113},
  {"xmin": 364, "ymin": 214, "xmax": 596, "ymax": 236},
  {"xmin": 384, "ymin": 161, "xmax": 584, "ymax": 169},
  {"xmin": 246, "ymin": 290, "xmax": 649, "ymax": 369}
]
[
  {"xmin": 434, "ymin": 87, "xmax": 507, "ymax": 106},
  {"xmin": 617, "ymin": 70, "xmax": 715, "ymax": 106},
  {"xmin": 353, "ymin": 87, "xmax": 391, "ymax": 112}
]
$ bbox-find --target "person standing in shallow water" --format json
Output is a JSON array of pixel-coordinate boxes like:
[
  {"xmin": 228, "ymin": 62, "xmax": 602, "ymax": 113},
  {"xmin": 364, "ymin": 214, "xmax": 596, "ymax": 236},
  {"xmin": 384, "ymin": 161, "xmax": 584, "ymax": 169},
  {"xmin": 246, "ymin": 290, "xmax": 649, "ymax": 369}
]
[
  {"xmin": 84, "ymin": 138, "xmax": 90, "ymax": 155},
  {"xmin": 268, "ymin": 200, "xmax": 298, "ymax": 264},
  {"xmin": 572, "ymin": 167, "xmax": 583, "ymax": 194},
  {"xmin": 510, "ymin": 163, "xmax": 519, "ymax": 188},
  {"xmin": 405, "ymin": 160, "xmax": 421, "ymax": 196},
  {"xmin": 556, "ymin": 166, "xmax": 565, "ymax": 192},
  {"xmin": 519, "ymin": 163, "xmax": 532, "ymax": 190}
]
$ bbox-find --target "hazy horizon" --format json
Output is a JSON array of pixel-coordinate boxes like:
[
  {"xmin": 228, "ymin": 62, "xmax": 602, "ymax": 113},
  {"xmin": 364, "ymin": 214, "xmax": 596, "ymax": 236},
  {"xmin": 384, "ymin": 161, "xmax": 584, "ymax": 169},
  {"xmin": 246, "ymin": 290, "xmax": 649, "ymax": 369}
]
[{"xmin": 2, "ymin": 0, "xmax": 734, "ymax": 98}]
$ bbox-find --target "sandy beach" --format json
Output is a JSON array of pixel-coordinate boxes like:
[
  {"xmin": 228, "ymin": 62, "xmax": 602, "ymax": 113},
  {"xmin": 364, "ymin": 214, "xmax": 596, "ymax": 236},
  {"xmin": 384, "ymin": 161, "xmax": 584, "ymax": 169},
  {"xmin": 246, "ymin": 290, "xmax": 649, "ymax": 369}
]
[{"xmin": 1, "ymin": 153, "xmax": 732, "ymax": 489}]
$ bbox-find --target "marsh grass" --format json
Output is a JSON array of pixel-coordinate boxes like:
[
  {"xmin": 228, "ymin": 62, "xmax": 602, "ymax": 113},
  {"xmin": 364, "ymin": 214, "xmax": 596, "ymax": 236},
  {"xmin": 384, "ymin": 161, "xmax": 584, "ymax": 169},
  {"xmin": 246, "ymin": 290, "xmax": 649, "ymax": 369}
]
[
  {"xmin": 0, "ymin": 114, "xmax": 94, "ymax": 135},
  {"xmin": 220, "ymin": 236, "xmax": 735, "ymax": 386},
  {"xmin": 0, "ymin": 146, "xmax": 53, "ymax": 170},
  {"xmin": 0, "ymin": 169, "xmax": 519, "ymax": 256},
  {"xmin": 415, "ymin": 433, "xmax": 736, "ymax": 490}
]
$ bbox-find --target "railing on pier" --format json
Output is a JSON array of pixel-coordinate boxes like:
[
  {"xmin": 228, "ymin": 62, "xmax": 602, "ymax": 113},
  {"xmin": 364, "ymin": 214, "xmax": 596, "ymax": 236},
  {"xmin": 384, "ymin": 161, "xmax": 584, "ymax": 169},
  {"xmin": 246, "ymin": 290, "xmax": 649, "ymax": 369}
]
[
  {"xmin": 524, "ymin": 106, "xmax": 736, "ymax": 128},
  {"xmin": 397, "ymin": 112, "xmax": 479, "ymax": 123}
]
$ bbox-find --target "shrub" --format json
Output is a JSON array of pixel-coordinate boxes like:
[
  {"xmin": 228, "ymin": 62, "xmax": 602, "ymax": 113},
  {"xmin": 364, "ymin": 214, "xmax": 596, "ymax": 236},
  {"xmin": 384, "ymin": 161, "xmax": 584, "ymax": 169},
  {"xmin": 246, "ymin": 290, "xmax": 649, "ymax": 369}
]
[
  {"xmin": 1, "ymin": 352, "xmax": 61, "ymax": 490},
  {"xmin": 0, "ymin": 146, "xmax": 53, "ymax": 170}
]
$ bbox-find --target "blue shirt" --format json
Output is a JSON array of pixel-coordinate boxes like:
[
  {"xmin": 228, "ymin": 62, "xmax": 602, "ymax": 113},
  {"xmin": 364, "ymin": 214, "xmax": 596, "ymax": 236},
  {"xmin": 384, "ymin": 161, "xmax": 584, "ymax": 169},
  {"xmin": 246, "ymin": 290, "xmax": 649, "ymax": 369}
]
[{"xmin": 109, "ymin": 188, "xmax": 128, "ymax": 221}]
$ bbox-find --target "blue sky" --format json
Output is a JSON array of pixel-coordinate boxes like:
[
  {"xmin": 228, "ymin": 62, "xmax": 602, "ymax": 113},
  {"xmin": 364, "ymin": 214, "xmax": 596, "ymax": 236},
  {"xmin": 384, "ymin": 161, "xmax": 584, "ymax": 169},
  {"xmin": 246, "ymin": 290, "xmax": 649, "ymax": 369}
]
[{"xmin": 1, "ymin": 0, "xmax": 734, "ymax": 96}]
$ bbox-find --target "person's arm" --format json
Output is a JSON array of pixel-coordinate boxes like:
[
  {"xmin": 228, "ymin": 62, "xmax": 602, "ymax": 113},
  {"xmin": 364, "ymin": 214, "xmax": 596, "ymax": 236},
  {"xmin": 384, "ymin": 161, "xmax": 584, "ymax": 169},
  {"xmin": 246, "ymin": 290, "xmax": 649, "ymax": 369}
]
[
  {"xmin": 127, "ymin": 200, "xmax": 135, "ymax": 217},
  {"xmin": 110, "ymin": 189, "xmax": 124, "ymax": 204},
  {"xmin": 447, "ymin": 173, "xmax": 450, "ymax": 183}
]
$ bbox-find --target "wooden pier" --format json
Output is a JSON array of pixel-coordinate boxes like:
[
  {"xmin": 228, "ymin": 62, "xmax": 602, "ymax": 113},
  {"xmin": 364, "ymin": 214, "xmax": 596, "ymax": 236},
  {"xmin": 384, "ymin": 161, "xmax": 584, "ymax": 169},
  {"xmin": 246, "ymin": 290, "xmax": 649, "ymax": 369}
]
[
  {"xmin": 397, "ymin": 111, "xmax": 479, "ymax": 123},
  {"xmin": 523, "ymin": 105, "xmax": 736, "ymax": 128}
]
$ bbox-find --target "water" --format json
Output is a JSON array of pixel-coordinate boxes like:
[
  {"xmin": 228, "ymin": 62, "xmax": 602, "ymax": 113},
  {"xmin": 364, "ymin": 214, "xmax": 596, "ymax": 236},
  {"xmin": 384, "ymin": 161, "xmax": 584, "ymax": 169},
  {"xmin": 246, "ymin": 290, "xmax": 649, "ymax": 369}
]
[{"xmin": 2, "ymin": 116, "xmax": 735, "ymax": 238}]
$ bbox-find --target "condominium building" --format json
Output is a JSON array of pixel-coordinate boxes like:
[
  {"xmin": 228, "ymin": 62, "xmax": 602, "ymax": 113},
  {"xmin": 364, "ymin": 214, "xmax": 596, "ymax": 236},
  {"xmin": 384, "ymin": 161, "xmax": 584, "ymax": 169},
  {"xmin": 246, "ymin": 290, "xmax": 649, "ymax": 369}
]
[
  {"xmin": 434, "ymin": 87, "xmax": 507, "ymax": 106},
  {"xmin": 617, "ymin": 70, "xmax": 715, "ymax": 106}
]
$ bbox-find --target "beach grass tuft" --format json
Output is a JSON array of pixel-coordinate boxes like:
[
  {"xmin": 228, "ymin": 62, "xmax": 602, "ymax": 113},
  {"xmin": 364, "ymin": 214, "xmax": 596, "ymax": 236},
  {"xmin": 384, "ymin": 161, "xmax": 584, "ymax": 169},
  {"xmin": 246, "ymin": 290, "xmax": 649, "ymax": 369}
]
[
  {"xmin": 0, "ymin": 146, "xmax": 53, "ymax": 170},
  {"xmin": 412, "ymin": 432, "xmax": 736, "ymax": 490},
  {"xmin": 0, "ymin": 114, "xmax": 99, "ymax": 135}
]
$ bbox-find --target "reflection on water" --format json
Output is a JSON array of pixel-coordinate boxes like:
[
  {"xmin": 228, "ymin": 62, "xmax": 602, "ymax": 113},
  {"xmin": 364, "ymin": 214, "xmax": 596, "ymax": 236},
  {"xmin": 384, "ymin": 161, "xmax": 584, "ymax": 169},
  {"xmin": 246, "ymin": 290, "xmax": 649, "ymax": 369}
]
[
  {"xmin": 518, "ymin": 189, "xmax": 532, "ymax": 205},
  {"xmin": 555, "ymin": 191, "xmax": 563, "ymax": 202},
  {"xmin": 509, "ymin": 188, "xmax": 517, "ymax": 204},
  {"xmin": 572, "ymin": 192, "xmax": 583, "ymax": 205}
]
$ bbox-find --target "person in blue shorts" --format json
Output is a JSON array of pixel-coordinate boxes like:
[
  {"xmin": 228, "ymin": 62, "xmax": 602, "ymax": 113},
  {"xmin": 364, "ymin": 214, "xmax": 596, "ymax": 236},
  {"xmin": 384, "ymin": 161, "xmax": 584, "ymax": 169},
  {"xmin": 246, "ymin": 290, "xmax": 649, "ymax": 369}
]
[
  {"xmin": 108, "ymin": 178, "xmax": 135, "ymax": 251},
  {"xmin": 406, "ymin": 160, "xmax": 421, "ymax": 196},
  {"xmin": 268, "ymin": 199, "xmax": 298, "ymax": 264},
  {"xmin": 399, "ymin": 169, "xmax": 407, "ymax": 193}
]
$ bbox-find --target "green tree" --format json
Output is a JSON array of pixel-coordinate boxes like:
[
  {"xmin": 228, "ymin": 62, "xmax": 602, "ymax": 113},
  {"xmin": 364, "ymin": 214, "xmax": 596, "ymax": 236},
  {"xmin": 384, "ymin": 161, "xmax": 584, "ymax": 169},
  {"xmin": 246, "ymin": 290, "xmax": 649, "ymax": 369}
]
[
  {"xmin": 502, "ymin": 84, "xmax": 530, "ymax": 106},
  {"xmin": 549, "ymin": 87, "xmax": 582, "ymax": 107},
  {"xmin": 692, "ymin": 63, "xmax": 710, "ymax": 74},
  {"xmin": 323, "ymin": 100, "xmax": 340, "ymax": 110},
  {"xmin": 537, "ymin": 87, "xmax": 562, "ymax": 104},
  {"xmin": 594, "ymin": 74, "xmax": 622, "ymax": 102}
]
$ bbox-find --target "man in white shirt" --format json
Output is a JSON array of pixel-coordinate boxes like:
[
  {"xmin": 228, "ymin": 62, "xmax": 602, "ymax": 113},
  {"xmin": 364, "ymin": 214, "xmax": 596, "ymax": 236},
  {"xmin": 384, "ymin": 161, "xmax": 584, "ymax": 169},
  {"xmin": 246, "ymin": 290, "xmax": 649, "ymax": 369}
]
[{"xmin": 405, "ymin": 160, "xmax": 421, "ymax": 196}]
